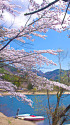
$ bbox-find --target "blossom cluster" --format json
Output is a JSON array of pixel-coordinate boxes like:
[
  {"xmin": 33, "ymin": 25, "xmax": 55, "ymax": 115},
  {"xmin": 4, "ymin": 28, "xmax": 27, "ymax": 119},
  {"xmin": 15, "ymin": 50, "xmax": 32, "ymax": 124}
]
[
  {"xmin": 0, "ymin": 78, "xmax": 33, "ymax": 106},
  {"xmin": 0, "ymin": 0, "xmax": 70, "ymax": 47},
  {"xmin": 0, "ymin": 46, "xmax": 70, "ymax": 92},
  {"xmin": 26, "ymin": 71, "xmax": 70, "ymax": 91},
  {"xmin": 0, "ymin": 0, "xmax": 20, "ymax": 17},
  {"xmin": 10, "ymin": 92, "xmax": 33, "ymax": 107},
  {"xmin": 0, "ymin": 46, "xmax": 62, "ymax": 70}
]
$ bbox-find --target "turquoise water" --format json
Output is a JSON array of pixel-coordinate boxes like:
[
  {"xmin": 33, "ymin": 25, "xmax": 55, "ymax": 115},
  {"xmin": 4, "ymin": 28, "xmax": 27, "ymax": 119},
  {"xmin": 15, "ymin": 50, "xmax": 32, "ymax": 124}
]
[{"xmin": 0, "ymin": 94, "xmax": 70, "ymax": 125}]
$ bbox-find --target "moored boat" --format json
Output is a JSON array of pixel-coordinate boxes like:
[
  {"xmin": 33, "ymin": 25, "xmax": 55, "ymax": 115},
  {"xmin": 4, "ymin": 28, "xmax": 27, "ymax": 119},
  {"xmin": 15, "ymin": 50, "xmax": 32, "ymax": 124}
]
[
  {"xmin": 16, "ymin": 114, "xmax": 30, "ymax": 119},
  {"xmin": 16, "ymin": 109, "xmax": 30, "ymax": 119},
  {"xmin": 21, "ymin": 115, "xmax": 45, "ymax": 121},
  {"xmin": 16, "ymin": 109, "xmax": 45, "ymax": 121}
]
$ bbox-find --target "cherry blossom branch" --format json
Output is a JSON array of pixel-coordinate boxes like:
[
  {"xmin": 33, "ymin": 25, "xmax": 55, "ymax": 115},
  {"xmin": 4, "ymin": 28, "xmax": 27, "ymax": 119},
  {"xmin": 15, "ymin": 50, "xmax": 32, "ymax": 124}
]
[
  {"xmin": 0, "ymin": 15, "xmax": 31, "ymax": 51},
  {"xmin": 24, "ymin": 0, "xmax": 59, "ymax": 15},
  {"xmin": 0, "ymin": 78, "xmax": 33, "ymax": 106},
  {"xmin": 62, "ymin": 2, "xmax": 70, "ymax": 25}
]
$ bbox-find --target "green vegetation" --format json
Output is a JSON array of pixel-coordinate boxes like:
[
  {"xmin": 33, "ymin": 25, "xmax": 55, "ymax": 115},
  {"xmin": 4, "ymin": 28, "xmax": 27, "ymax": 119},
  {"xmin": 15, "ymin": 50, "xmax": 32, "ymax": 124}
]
[
  {"xmin": 0, "ymin": 67, "xmax": 9, "ymax": 74},
  {"xmin": 8, "ymin": 120, "xmax": 11, "ymax": 124},
  {"xmin": 1, "ymin": 74, "xmax": 22, "ymax": 87},
  {"xmin": 27, "ymin": 83, "xmax": 33, "ymax": 90},
  {"xmin": 0, "ymin": 66, "xmax": 24, "ymax": 87},
  {"xmin": 0, "ymin": 66, "xmax": 33, "ymax": 88}
]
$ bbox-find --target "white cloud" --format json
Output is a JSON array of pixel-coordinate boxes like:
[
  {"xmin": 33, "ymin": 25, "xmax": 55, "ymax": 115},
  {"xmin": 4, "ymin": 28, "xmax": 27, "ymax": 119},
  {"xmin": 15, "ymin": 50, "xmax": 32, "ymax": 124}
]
[
  {"xmin": 34, "ymin": 0, "xmax": 43, "ymax": 4},
  {"xmin": 2, "ymin": 11, "xmax": 15, "ymax": 27},
  {"xmin": 2, "ymin": 10, "xmax": 37, "ymax": 29},
  {"xmin": 2, "ymin": 0, "xmax": 36, "ymax": 28}
]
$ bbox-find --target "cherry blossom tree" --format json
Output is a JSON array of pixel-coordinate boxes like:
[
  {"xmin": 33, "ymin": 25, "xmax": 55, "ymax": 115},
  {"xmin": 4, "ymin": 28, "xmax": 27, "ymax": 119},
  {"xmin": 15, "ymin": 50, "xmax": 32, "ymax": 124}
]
[{"xmin": 0, "ymin": 0, "xmax": 70, "ymax": 124}]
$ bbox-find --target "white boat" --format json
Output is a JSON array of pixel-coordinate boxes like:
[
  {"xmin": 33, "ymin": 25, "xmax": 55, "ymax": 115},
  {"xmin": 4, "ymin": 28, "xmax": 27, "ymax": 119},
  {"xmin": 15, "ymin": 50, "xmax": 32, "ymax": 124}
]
[
  {"xmin": 24, "ymin": 115, "xmax": 45, "ymax": 121},
  {"xmin": 16, "ymin": 114, "xmax": 30, "ymax": 119},
  {"xmin": 17, "ymin": 115, "xmax": 45, "ymax": 121},
  {"xmin": 16, "ymin": 109, "xmax": 45, "ymax": 121},
  {"xmin": 16, "ymin": 109, "xmax": 30, "ymax": 119}
]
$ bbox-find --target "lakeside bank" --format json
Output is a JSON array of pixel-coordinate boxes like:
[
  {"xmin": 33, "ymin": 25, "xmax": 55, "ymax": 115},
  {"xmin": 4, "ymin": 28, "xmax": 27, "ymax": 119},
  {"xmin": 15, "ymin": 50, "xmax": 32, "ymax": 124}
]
[
  {"xmin": 0, "ymin": 112, "xmax": 36, "ymax": 125},
  {"xmin": 0, "ymin": 91, "xmax": 70, "ymax": 96},
  {"xmin": 21, "ymin": 91, "xmax": 70, "ymax": 95}
]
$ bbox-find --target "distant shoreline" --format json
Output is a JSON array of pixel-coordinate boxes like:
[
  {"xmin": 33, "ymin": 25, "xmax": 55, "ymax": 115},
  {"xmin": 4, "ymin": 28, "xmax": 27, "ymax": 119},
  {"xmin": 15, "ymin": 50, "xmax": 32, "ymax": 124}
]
[
  {"xmin": 0, "ymin": 91, "xmax": 70, "ymax": 96},
  {"xmin": 18, "ymin": 91, "xmax": 70, "ymax": 95}
]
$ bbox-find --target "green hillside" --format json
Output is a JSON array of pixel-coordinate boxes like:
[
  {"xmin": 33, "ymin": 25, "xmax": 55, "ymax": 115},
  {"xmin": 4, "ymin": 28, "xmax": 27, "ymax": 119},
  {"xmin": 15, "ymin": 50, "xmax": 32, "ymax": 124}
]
[
  {"xmin": 0, "ymin": 64, "xmax": 69, "ymax": 89},
  {"xmin": 0, "ymin": 66, "xmax": 23, "ymax": 87}
]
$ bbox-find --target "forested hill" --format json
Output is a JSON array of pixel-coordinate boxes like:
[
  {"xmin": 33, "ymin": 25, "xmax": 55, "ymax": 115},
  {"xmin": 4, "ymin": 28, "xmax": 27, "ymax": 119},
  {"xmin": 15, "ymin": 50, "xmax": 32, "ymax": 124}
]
[
  {"xmin": 36, "ymin": 69, "xmax": 69, "ymax": 81},
  {"xmin": 0, "ymin": 65, "xmax": 69, "ymax": 81}
]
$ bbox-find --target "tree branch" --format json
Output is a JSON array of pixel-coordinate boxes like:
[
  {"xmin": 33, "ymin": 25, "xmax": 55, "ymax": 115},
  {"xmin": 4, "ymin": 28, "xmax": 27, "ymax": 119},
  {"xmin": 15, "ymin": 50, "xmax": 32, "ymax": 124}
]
[
  {"xmin": 60, "ymin": 117, "xmax": 67, "ymax": 125},
  {"xmin": 62, "ymin": 2, "xmax": 70, "ymax": 25},
  {"xmin": 47, "ymin": 90, "xmax": 51, "ymax": 125},
  {"xmin": 0, "ymin": 16, "xmax": 31, "ymax": 51},
  {"xmin": 60, "ymin": 104, "xmax": 70, "ymax": 118},
  {"xmin": 24, "ymin": 0, "xmax": 59, "ymax": 16}
]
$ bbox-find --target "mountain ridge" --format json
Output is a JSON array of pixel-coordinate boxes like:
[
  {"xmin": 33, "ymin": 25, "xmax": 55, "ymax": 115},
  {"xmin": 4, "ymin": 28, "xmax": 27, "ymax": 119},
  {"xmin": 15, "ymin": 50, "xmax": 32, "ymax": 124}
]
[
  {"xmin": 1, "ymin": 65, "xmax": 69, "ymax": 81},
  {"xmin": 35, "ymin": 69, "xmax": 69, "ymax": 80}
]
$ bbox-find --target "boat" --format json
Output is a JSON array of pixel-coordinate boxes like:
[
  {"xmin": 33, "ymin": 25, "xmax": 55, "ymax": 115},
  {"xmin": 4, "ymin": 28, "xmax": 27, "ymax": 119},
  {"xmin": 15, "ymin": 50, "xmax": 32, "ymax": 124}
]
[
  {"xmin": 16, "ymin": 114, "xmax": 30, "ymax": 119},
  {"xmin": 15, "ymin": 109, "xmax": 45, "ymax": 121},
  {"xmin": 15, "ymin": 108, "xmax": 30, "ymax": 119},
  {"xmin": 24, "ymin": 115, "xmax": 45, "ymax": 121},
  {"xmin": 17, "ymin": 115, "xmax": 45, "ymax": 121}
]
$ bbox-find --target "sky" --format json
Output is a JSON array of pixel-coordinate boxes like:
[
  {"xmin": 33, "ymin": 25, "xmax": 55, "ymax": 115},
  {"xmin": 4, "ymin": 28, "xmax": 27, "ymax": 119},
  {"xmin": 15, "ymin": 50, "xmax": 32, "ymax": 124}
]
[{"xmin": 1, "ymin": 0, "xmax": 70, "ymax": 72}]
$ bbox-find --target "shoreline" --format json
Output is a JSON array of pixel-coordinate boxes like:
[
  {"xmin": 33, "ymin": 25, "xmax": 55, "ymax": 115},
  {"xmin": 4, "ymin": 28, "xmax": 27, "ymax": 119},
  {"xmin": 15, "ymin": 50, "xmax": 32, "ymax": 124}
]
[
  {"xmin": 0, "ymin": 91, "xmax": 70, "ymax": 96},
  {"xmin": 0, "ymin": 112, "xmax": 36, "ymax": 125}
]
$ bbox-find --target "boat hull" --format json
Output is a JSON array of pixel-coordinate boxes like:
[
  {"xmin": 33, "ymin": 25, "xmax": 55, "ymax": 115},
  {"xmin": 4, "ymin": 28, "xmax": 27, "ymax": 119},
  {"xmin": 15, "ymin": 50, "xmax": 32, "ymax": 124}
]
[
  {"xmin": 16, "ymin": 114, "xmax": 45, "ymax": 121},
  {"xmin": 24, "ymin": 116, "xmax": 45, "ymax": 121}
]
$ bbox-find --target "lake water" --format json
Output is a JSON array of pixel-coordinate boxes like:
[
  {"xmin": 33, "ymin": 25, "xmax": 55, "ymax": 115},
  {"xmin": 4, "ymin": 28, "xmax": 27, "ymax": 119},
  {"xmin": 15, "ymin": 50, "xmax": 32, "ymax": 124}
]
[{"xmin": 0, "ymin": 94, "xmax": 70, "ymax": 125}]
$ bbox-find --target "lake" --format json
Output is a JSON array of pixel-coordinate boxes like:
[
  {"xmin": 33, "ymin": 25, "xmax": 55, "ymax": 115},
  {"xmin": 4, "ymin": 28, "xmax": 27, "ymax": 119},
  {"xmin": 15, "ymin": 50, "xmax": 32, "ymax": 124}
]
[{"xmin": 0, "ymin": 94, "xmax": 70, "ymax": 125}]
